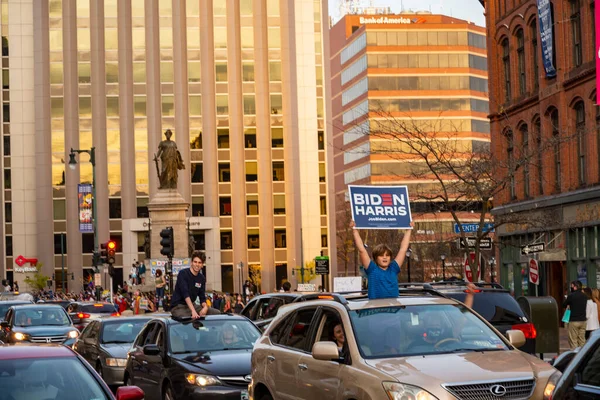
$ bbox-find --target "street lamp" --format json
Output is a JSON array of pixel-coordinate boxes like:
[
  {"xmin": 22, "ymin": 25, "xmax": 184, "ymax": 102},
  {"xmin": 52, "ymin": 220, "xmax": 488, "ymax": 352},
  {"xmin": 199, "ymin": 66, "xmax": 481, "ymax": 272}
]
[
  {"xmin": 237, "ymin": 261, "xmax": 244, "ymax": 294},
  {"xmin": 440, "ymin": 254, "xmax": 446, "ymax": 281},
  {"xmin": 489, "ymin": 256, "xmax": 496, "ymax": 283},
  {"xmin": 405, "ymin": 248, "xmax": 412, "ymax": 283},
  {"xmin": 69, "ymin": 147, "xmax": 98, "ymax": 272}
]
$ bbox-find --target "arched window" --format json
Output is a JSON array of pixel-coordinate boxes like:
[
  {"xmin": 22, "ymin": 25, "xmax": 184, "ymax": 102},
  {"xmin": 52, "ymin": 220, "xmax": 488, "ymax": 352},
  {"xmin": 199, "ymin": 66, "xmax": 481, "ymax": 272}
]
[
  {"xmin": 533, "ymin": 117, "xmax": 543, "ymax": 195},
  {"xmin": 570, "ymin": 0, "xmax": 582, "ymax": 68},
  {"xmin": 520, "ymin": 124, "xmax": 530, "ymax": 197},
  {"xmin": 550, "ymin": 110, "xmax": 561, "ymax": 191},
  {"xmin": 506, "ymin": 129, "xmax": 516, "ymax": 199},
  {"xmin": 502, "ymin": 38, "xmax": 511, "ymax": 102},
  {"xmin": 516, "ymin": 29, "xmax": 526, "ymax": 95},
  {"xmin": 529, "ymin": 20, "xmax": 539, "ymax": 89},
  {"xmin": 574, "ymin": 102, "xmax": 586, "ymax": 185}
]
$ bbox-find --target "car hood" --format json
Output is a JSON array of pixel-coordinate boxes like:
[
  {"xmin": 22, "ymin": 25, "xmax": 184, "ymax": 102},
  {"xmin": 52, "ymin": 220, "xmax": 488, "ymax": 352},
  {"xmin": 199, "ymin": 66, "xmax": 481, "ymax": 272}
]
[
  {"xmin": 365, "ymin": 350, "xmax": 554, "ymax": 392},
  {"xmin": 172, "ymin": 349, "xmax": 252, "ymax": 376},
  {"xmin": 13, "ymin": 326, "xmax": 75, "ymax": 336},
  {"xmin": 102, "ymin": 343, "xmax": 132, "ymax": 358}
]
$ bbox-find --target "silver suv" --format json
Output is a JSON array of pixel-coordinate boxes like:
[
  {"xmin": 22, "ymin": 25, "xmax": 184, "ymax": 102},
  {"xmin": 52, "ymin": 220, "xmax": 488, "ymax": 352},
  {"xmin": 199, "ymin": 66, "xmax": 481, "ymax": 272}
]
[{"xmin": 249, "ymin": 289, "xmax": 560, "ymax": 400}]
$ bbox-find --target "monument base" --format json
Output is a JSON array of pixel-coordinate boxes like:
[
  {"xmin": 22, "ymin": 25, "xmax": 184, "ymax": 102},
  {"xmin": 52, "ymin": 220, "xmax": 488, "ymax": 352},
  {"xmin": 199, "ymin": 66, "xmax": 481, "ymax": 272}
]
[{"xmin": 147, "ymin": 189, "xmax": 190, "ymax": 260}]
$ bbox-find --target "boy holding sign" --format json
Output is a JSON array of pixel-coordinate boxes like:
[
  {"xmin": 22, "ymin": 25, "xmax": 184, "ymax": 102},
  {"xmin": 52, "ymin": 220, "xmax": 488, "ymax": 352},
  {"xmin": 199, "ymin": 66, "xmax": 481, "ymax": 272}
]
[{"xmin": 351, "ymin": 220, "xmax": 413, "ymax": 299}]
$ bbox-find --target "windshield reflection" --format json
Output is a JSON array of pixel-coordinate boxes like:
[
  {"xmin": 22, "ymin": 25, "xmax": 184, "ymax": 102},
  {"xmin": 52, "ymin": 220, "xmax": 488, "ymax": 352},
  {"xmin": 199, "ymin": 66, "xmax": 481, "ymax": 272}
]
[
  {"xmin": 169, "ymin": 320, "xmax": 261, "ymax": 354},
  {"xmin": 14, "ymin": 309, "xmax": 70, "ymax": 327}
]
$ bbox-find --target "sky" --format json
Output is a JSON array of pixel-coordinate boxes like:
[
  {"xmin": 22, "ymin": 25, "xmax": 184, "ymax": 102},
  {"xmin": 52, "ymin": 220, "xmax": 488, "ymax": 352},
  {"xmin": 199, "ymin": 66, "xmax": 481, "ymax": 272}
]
[{"xmin": 328, "ymin": 0, "xmax": 486, "ymax": 28}]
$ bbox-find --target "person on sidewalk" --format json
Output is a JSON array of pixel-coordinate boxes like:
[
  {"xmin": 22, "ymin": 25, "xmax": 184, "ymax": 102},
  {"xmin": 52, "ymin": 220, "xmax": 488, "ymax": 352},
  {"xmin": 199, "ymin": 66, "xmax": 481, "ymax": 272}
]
[
  {"xmin": 170, "ymin": 251, "xmax": 220, "ymax": 319},
  {"xmin": 585, "ymin": 287, "xmax": 600, "ymax": 340},
  {"xmin": 563, "ymin": 280, "xmax": 588, "ymax": 349}
]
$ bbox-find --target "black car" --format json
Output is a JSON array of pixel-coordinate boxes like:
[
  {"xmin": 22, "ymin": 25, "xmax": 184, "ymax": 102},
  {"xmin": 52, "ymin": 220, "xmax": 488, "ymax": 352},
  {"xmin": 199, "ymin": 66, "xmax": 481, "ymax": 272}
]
[
  {"xmin": 240, "ymin": 293, "xmax": 302, "ymax": 330},
  {"xmin": 124, "ymin": 315, "xmax": 261, "ymax": 400},
  {"xmin": 67, "ymin": 301, "xmax": 120, "ymax": 331},
  {"xmin": 0, "ymin": 300, "xmax": 33, "ymax": 320},
  {"xmin": 38, "ymin": 300, "xmax": 73, "ymax": 309},
  {"xmin": 400, "ymin": 281, "xmax": 536, "ymax": 354},
  {"xmin": 74, "ymin": 315, "xmax": 157, "ymax": 386},
  {"xmin": 0, "ymin": 304, "xmax": 79, "ymax": 346}
]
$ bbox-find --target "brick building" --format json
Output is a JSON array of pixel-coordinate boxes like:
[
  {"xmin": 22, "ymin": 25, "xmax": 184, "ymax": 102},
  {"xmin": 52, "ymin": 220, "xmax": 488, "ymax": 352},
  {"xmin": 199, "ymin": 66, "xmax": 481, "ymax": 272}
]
[{"xmin": 483, "ymin": 0, "xmax": 597, "ymax": 305}]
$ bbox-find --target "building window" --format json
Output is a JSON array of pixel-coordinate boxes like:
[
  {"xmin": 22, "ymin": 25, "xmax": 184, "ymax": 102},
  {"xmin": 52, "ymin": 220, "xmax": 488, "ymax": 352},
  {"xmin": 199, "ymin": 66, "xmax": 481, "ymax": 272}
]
[
  {"xmin": 219, "ymin": 163, "xmax": 231, "ymax": 182},
  {"xmin": 319, "ymin": 163, "xmax": 326, "ymax": 182},
  {"xmin": 217, "ymin": 128, "xmax": 229, "ymax": 149},
  {"xmin": 4, "ymin": 169, "xmax": 10, "ymax": 189},
  {"xmin": 516, "ymin": 29, "xmax": 526, "ymax": 95},
  {"xmin": 318, "ymin": 130, "xmax": 324, "ymax": 150},
  {"xmin": 520, "ymin": 125, "xmax": 530, "ymax": 197},
  {"xmin": 530, "ymin": 21, "xmax": 539, "ymax": 89},
  {"xmin": 53, "ymin": 234, "xmax": 67, "ymax": 255},
  {"xmin": 248, "ymin": 229, "xmax": 260, "ymax": 249},
  {"xmin": 220, "ymin": 231, "xmax": 233, "ymax": 249},
  {"xmin": 271, "ymin": 127, "xmax": 283, "ymax": 148},
  {"xmin": 506, "ymin": 129, "xmax": 516, "ymax": 199},
  {"xmin": 501, "ymin": 38, "xmax": 511, "ymax": 102},
  {"xmin": 571, "ymin": 0, "xmax": 582, "ymax": 68},
  {"xmin": 534, "ymin": 118, "xmax": 543, "ymax": 195},
  {"xmin": 270, "ymin": 94, "xmax": 282, "ymax": 115},
  {"xmin": 247, "ymin": 196, "xmax": 259, "ymax": 215},
  {"xmin": 245, "ymin": 161, "xmax": 258, "ymax": 182},
  {"xmin": 3, "ymin": 136, "xmax": 9, "ymax": 156},
  {"xmin": 192, "ymin": 197, "xmax": 204, "ymax": 216},
  {"xmin": 321, "ymin": 229, "xmax": 328, "ymax": 247},
  {"xmin": 274, "ymin": 229, "xmax": 286, "ymax": 248},
  {"xmin": 273, "ymin": 194, "xmax": 285, "ymax": 215},
  {"xmin": 575, "ymin": 102, "xmax": 586, "ymax": 185},
  {"xmin": 245, "ymin": 128, "xmax": 256, "ymax": 148},
  {"xmin": 551, "ymin": 110, "xmax": 561, "ymax": 191},
  {"xmin": 4, "ymin": 203, "xmax": 10, "ymax": 223},
  {"xmin": 320, "ymin": 196, "xmax": 327, "ymax": 215},
  {"xmin": 273, "ymin": 161, "xmax": 284, "ymax": 181},
  {"xmin": 219, "ymin": 197, "xmax": 232, "ymax": 216},
  {"xmin": 191, "ymin": 163, "xmax": 203, "ymax": 183},
  {"xmin": 137, "ymin": 198, "xmax": 149, "ymax": 218},
  {"xmin": 82, "ymin": 233, "xmax": 94, "ymax": 254},
  {"xmin": 109, "ymin": 198, "xmax": 121, "ymax": 219}
]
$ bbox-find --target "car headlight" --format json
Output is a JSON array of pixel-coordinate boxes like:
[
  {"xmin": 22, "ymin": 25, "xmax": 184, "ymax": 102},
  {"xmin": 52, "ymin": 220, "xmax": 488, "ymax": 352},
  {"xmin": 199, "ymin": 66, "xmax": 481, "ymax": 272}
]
[
  {"xmin": 383, "ymin": 382, "xmax": 438, "ymax": 400},
  {"xmin": 67, "ymin": 330, "xmax": 79, "ymax": 339},
  {"xmin": 543, "ymin": 371, "xmax": 562, "ymax": 400},
  {"xmin": 185, "ymin": 374, "xmax": 222, "ymax": 387},
  {"xmin": 105, "ymin": 358, "xmax": 128, "ymax": 367},
  {"xmin": 13, "ymin": 332, "xmax": 27, "ymax": 341}
]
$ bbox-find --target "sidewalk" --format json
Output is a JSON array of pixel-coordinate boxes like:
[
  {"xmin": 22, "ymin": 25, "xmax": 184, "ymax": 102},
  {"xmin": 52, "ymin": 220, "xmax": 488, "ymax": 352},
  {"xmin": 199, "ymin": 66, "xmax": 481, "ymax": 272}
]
[{"xmin": 541, "ymin": 327, "xmax": 570, "ymax": 362}]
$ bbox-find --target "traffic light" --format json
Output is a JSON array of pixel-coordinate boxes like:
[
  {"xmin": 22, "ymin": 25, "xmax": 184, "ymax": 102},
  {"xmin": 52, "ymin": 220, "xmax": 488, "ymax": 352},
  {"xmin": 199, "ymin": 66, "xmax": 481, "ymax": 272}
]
[
  {"xmin": 108, "ymin": 264, "xmax": 115, "ymax": 277},
  {"xmin": 160, "ymin": 227, "xmax": 174, "ymax": 257},
  {"xmin": 99, "ymin": 243, "xmax": 108, "ymax": 264},
  {"xmin": 107, "ymin": 240, "xmax": 117, "ymax": 264}
]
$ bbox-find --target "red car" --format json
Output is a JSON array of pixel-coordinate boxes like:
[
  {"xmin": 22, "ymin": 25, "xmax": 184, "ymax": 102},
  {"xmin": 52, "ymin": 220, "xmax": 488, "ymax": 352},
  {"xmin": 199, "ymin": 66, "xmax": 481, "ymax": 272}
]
[{"xmin": 0, "ymin": 343, "xmax": 144, "ymax": 400}]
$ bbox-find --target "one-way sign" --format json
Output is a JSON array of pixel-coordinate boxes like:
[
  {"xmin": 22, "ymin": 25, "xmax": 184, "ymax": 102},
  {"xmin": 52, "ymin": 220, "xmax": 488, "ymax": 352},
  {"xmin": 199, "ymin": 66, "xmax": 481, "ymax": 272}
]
[
  {"xmin": 521, "ymin": 243, "xmax": 545, "ymax": 255},
  {"xmin": 457, "ymin": 237, "xmax": 492, "ymax": 250}
]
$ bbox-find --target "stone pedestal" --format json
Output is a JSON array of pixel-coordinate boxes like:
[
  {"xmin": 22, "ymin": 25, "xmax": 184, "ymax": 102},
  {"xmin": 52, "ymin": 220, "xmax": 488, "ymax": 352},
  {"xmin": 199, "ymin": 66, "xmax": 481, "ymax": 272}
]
[{"xmin": 147, "ymin": 189, "xmax": 189, "ymax": 259}]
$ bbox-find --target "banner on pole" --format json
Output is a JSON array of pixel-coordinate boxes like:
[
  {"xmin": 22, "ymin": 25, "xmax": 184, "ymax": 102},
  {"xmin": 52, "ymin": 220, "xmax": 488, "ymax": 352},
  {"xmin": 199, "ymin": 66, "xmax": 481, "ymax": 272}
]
[
  {"xmin": 78, "ymin": 184, "xmax": 93, "ymax": 233},
  {"xmin": 348, "ymin": 185, "xmax": 412, "ymax": 229},
  {"xmin": 537, "ymin": 0, "xmax": 557, "ymax": 78},
  {"xmin": 149, "ymin": 258, "xmax": 191, "ymax": 277}
]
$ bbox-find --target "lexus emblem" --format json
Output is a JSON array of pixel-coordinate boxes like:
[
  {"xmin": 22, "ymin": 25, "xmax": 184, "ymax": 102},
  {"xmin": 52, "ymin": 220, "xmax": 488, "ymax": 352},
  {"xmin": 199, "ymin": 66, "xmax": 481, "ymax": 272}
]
[
  {"xmin": 490, "ymin": 384, "xmax": 507, "ymax": 397},
  {"xmin": 244, "ymin": 375, "xmax": 252, "ymax": 383}
]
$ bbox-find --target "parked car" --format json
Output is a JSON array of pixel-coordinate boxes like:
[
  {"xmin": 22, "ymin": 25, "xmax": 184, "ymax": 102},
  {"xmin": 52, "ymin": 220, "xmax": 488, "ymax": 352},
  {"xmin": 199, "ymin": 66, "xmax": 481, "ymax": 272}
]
[
  {"xmin": 400, "ymin": 281, "xmax": 537, "ymax": 354},
  {"xmin": 548, "ymin": 330, "xmax": 600, "ymax": 399},
  {"xmin": 0, "ymin": 300, "xmax": 33, "ymax": 320},
  {"xmin": 38, "ymin": 300, "xmax": 73, "ymax": 309},
  {"xmin": 73, "ymin": 315, "xmax": 156, "ymax": 386},
  {"xmin": 0, "ymin": 343, "xmax": 144, "ymax": 400},
  {"xmin": 0, "ymin": 304, "xmax": 79, "ymax": 346},
  {"xmin": 67, "ymin": 301, "xmax": 120, "ymax": 331},
  {"xmin": 241, "ymin": 293, "xmax": 308, "ymax": 331},
  {"xmin": 250, "ymin": 289, "xmax": 559, "ymax": 400},
  {"xmin": 124, "ymin": 314, "xmax": 261, "ymax": 400}
]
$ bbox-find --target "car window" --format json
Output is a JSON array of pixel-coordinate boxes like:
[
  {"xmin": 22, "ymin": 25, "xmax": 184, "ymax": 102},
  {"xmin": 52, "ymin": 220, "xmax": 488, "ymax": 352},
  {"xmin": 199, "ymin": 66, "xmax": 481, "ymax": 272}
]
[
  {"xmin": 0, "ymin": 357, "xmax": 110, "ymax": 400},
  {"xmin": 143, "ymin": 323, "xmax": 159, "ymax": 346},
  {"xmin": 581, "ymin": 343, "xmax": 600, "ymax": 387},
  {"xmin": 257, "ymin": 298, "xmax": 284, "ymax": 321},
  {"xmin": 269, "ymin": 314, "xmax": 293, "ymax": 345},
  {"xmin": 169, "ymin": 320, "xmax": 261, "ymax": 353},
  {"xmin": 14, "ymin": 308, "xmax": 70, "ymax": 327},
  {"xmin": 241, "ymin": 299, "xmax": 257, "ymax": 319},
  {"xmin": 281, "ymin": 308, "xmax": 319, "ymax": 352},
  {"xmin": 155, "ymin": 325, "xmax": 166, "ymax": 350},
  {"xmin": 79, "ymin": 323, "xmax": 94, "ymax": 340},
  {"xmin": 350, "ymin": 304, "xmax": 509, "ymax": 358},
  {"xmin": 134, "ymin": 323, "xmax": 154, "ymax": 348},
  {"xmin": 102, "ymin": 320, "xmax": 149, "ymax": 344},
  {"xmin": 446, "ymin": 292, "xmax": 526, "ymax": 324},
  {"xmin": 86, "ymin": 322, "xmax": 99, "ymax": 341},
  {"xmin": 312, "ymin": 308, "xmax": 351, "ymax": 364},
  {"xmin": 4, "ymin": 308, "xmax": 13, "ymax": 323}
]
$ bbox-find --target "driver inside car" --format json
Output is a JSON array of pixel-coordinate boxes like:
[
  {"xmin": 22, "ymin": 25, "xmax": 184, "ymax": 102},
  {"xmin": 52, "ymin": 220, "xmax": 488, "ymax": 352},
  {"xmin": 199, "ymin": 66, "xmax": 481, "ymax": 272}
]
[{"xmin": 410, "ymin": 316, "xmax": 455, "ymax": 352}]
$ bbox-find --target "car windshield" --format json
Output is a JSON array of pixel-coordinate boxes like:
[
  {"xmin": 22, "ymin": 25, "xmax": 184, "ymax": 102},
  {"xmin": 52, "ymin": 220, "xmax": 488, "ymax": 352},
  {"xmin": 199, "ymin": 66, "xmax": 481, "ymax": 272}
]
[
  {"xmin": 169, "ymin": 319, "xmax": 261, "ymax": 353},
  {"xmin": 102, "ymin": 319, "xmax": 149, "ymax": 344},
  {"xmin": 80, "ymin": 304, "xmax": 118, "ymax": 314},
  {"xmin": 14, "ymin": 308, "xmax": 70, "ymax": 327},
  {"xmin": 349, "ymin": 304, "xmax": 509, "ymax": 359},
  {"xmin": 0, "ymin": 357, "xmax": 109, "ymax": 400},
  {"xmin": 447, "ymin": 292, "xmax": 527, "ymax": 324}
]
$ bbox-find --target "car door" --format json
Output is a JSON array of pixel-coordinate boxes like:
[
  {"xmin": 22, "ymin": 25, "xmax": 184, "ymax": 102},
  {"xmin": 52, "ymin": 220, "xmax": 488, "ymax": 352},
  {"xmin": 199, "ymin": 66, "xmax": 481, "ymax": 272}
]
[
  {"xmin": 86, "ymin": 322, "xmax": 102, "ymax": 368},
  {"xmin": 241, "ymin": 298, "xmax": 258, "ymax": 320},
  {"xmin": 129, "ymin": 322, "xmax": 157, "ymax": 393},
  {"xmin": 74, "ymin": 322, "xmax": 93, "ymax": 360},
  {"xmin": 561, "ymin": 339, "xmax": 600, "ymax": 399},
  {"xmin": 0, "ymin": 308, "xmax": 13, "ymax": 342},
  {"xmin": 296, "ymin": 307, "xmax": 346, "ymax": 400},
  {"xmin": 145, "ymin": 322, "xmax": 167, "ymax": 396},
  {"xmin": 267, "ymin": 307, "xmax": 320, "ymax": 400}
]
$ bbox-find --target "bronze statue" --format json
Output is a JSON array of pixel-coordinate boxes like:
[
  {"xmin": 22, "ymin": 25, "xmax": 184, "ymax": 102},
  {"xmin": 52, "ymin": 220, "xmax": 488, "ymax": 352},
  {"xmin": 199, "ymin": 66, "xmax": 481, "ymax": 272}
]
[{"xmin": 154, "ymin": 129, "xmax": 185, "ymax": 189}]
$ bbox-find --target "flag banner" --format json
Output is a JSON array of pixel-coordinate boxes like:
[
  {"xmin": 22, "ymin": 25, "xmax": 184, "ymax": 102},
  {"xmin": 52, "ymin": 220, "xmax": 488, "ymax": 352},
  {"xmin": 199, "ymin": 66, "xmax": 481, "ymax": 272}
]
[
  {"xmin": 349, "ymin": 185, "xmax": 412, "ymax": 229},
  {"xmin": 149, "ymin": 258, "xmax": 191, "ymax": 277},
  {"xmin": 78, "ymin": 184, "xmax": 93, "ymax": 233},
  {"xmin": 537, "ymin": 0, "xmax": 557, "ymax": 78}
]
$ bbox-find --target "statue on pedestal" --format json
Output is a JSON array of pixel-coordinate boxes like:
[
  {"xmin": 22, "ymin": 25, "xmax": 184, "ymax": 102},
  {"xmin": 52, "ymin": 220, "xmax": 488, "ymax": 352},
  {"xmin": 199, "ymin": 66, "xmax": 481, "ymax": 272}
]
[{"xmin": 154, "ymin": 129, "xmax": 185, "ymax": 190}]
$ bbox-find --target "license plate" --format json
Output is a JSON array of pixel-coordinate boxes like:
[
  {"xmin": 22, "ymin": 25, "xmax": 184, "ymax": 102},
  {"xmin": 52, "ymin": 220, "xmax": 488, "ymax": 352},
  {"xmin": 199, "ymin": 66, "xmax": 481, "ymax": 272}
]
[{"xmin": 241, "ymin": 390, "xmax": 249, "ymax": 400}]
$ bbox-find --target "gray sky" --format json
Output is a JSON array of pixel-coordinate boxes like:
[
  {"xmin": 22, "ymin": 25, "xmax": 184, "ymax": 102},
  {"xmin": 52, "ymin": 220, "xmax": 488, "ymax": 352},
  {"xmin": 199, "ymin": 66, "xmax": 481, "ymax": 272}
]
[{"xmin": 328, "ymin": 0, "xmax": 486, "ymax": 28}]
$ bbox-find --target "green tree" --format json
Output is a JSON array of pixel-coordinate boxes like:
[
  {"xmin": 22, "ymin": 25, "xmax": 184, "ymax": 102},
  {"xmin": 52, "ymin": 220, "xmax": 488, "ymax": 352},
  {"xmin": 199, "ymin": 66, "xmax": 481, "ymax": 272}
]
[
  {"xmin": 23, "ymin": 263, "xmax": 51, "ymax": 292},
  {"xmin": 248, "ymin": 264, "xmax": 261, "ymax": 293}
]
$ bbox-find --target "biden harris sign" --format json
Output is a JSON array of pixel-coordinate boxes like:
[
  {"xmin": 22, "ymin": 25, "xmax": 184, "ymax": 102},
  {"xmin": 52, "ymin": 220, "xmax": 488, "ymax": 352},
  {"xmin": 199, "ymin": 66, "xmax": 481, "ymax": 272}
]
[{"xmin": 349, "ymin": 185, "xmax": 412, "ymax": 229}]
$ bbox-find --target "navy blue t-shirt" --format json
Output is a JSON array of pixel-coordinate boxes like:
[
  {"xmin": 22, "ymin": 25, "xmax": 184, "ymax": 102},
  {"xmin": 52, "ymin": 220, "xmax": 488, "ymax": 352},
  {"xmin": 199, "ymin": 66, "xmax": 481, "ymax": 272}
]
[
  {"xmin": 170, "ymin": 268, "xmax": 207, "ymax": 307},
  {"xmin": 365, "ymin": 260, "xmax": 400, "ymax": 299}
]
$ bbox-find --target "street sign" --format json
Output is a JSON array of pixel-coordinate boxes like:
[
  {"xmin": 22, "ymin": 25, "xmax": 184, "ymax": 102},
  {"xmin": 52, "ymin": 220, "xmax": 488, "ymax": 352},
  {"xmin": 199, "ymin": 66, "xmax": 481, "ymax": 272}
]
[
  {"xmin": 94, "ymin": 273, "xmax": 102, "ymax": 287},
  {"xmin": 454, "ymin": 223, "xmax": 495, "ymax": 234},
  {"xmin": 529, "ymin": 258, "xmax": 539, "ymax": 285},
  {"xmin": 520, "ymin": 243, "xmax": 545, "ymax": 255},
  {"xmin": 315, "ymin": 256, "xmax": 330, "ymax": 275},
  {"xmin": 463, "ymin": 252, "xmax": 481, "ymax": 283},
  {"xmin": 457, "ymin": 237, "xmax": 492, "ymax": 250},
  {"xmin": 297, "ymin": 283, "xmax": 316, "ymax": 292}
]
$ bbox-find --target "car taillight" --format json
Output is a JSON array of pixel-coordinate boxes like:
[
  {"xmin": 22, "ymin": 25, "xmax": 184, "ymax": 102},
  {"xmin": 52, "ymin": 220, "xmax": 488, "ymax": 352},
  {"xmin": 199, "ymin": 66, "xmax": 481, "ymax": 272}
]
[
  {"xmin": 111, "ymin": 312, "xmax": 121, "ymax": 317},
  {"xmin": 512, "ymin": 322, "xmax": 537, "ymax": 339},
  {"xmin": 77, "ymin": 312, "xmax": 91, "ymax": 319}
]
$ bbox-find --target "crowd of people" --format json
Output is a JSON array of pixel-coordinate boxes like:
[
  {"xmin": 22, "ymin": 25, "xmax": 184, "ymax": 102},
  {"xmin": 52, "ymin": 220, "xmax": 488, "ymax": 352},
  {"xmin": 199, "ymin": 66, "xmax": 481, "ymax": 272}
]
[{"xmin": 563, "ymin": 280, "xmax": 600, "ymax": 349}]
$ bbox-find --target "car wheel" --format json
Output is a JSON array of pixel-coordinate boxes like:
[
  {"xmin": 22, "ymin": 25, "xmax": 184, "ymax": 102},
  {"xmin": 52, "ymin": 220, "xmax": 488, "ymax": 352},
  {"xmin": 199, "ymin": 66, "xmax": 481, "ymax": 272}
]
[
  {"xmin": 163, "ymin": 384, "xmax": 174, "ymax": 400},
  {"xmin": 259, "ymin": 394, "xmax": 274, "ymax": 400}
]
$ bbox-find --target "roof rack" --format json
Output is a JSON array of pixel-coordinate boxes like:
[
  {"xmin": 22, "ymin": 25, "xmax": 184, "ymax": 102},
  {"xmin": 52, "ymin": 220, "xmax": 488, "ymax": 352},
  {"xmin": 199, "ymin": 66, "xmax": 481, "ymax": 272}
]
[
  {"xmin": 293, "ymin": 293, "xmax": 349, "ymax": 305},
  {"xmin": 335, "ymin": 286, "xmax": 449, "ymax": 301},
  {"xmin": 399, "ymin": 281, "xmax": 505, "ymax": 290}
]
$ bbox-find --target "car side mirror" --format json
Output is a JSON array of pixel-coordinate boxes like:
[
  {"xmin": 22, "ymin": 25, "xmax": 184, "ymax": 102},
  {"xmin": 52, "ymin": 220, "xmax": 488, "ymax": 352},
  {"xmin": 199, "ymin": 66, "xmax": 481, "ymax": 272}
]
[
  {"xmin": 116, "ymin": 386, "xmax": 145, "ymax": 400},
  {"xmin": 312, "ymin": 341, "xmax": 341, "ymax": 361},
  {"xmin": 505, "ymin": 329, "xmax": 526, "ymax": 348},
  {"xmin": 143, "ymin": 344, "xmax": 161, "ymax": 356}
]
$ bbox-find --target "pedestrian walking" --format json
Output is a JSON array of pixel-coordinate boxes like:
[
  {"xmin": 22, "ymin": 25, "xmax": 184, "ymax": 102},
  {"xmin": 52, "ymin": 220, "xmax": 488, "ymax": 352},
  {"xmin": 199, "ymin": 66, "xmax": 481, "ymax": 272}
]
[
  {"xmin": 155, "ymin": 269, "xmax": 166, "ymax": 307},
  {"xmin": 585, "ymin": 287, "xmax": 599, "ymax": 340},
  {"xmin": 351, "ymin": 220, "xmax": 413, "ymax": 299},
  {"xmin": 234, "ymin": 294, "xmax": 245, "ymax": 314},
  {"xmin": 563, "ymin": 280, "xmax": 588, "ymax": 349}
]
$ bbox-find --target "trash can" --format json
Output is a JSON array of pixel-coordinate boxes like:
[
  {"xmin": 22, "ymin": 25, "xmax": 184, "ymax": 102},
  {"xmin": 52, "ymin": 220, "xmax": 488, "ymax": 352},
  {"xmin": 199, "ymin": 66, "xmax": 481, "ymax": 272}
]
[{"xmin": 517, "ymin": 296, "xmax": 559, "ymax": 355}]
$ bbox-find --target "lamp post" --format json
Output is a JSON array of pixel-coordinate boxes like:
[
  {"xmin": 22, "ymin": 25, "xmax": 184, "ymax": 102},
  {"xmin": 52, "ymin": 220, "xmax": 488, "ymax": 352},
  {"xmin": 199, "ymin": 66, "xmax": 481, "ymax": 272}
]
[
  {"xmin": 440, "ymin": 254, "xmax": 446, "ymax": 281},
  {"xmin": 405, "ymin": 248, "xmax": 412, "ymax": 283},
  {"xmin": 489, "ymin": 256, "xmax": 496, "ymax": 283},
  {"xmin": 68, "ymin": 147, "xmax": 98, "ymax": 272},
  {"xmin": 237, "ymin": 261, "xmax": 244, "ymax": 294}
]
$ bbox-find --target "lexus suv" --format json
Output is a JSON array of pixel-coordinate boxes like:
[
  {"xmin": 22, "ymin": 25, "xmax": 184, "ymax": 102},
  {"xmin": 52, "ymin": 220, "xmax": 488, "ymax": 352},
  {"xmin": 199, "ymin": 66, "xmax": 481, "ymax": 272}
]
[{"xmin": 249, "ymin": 288, "xmax": 559, "ymax": 400}]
